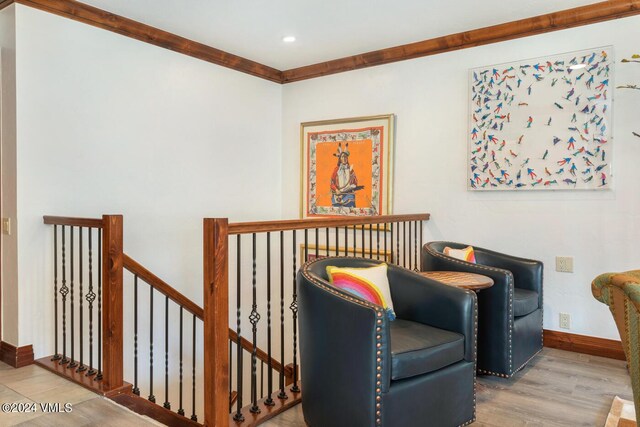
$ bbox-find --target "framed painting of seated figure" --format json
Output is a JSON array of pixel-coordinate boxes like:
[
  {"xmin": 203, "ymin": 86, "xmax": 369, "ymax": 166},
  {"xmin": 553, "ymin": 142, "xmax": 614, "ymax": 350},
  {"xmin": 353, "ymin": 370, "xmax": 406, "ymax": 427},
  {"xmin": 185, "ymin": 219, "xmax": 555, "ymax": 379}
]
[{"xmin": 300, "ymin": 114, "xmax": 395, "ymax": 219}]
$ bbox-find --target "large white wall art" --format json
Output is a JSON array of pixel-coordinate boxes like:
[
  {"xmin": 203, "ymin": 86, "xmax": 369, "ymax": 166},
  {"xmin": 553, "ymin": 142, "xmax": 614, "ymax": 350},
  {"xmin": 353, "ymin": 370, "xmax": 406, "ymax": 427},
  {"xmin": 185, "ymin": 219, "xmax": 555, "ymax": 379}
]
[{"xmin": 468, "ymin": 47, "xmax": 613, "ymax": 191}]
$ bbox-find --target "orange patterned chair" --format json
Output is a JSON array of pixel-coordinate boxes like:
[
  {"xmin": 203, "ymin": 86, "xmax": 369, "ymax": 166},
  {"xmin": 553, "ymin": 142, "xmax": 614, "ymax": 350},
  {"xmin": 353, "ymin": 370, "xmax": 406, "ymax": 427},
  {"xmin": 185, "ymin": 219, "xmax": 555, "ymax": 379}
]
[{"xmin": 592, "ymin": 270, "xmax": 640, "ymax": 422}]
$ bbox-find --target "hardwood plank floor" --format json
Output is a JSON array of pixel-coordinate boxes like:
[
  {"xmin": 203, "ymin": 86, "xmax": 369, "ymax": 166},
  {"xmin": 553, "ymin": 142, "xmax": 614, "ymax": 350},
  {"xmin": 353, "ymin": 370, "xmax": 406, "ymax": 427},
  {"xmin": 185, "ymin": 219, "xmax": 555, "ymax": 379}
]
[
  {"xmin": 0, "ymin": 348, "xmax": 631, "ymax": 426},
  {"xmin": 264, "ymin": 348, "xmax": 633, "ymax": 426}
]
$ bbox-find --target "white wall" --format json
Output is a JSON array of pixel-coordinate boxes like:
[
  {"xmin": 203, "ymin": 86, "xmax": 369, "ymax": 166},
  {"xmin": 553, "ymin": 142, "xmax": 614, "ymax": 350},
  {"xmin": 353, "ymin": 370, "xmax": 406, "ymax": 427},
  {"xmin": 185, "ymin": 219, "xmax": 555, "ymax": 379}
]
[
  {"xmin": 9, "ymin": 4, "xmax": 640, "ymax": 354},
  {"xmin": 282, "ymin": 16, "xmax": 640, "ymax": 340},
  {"xmin": 14, "ymin": 5, "xmax": 283, "ymax": 354},
  {"xmin": 0, "ymin": 5, "xmax": 18, "ymax": 345}
]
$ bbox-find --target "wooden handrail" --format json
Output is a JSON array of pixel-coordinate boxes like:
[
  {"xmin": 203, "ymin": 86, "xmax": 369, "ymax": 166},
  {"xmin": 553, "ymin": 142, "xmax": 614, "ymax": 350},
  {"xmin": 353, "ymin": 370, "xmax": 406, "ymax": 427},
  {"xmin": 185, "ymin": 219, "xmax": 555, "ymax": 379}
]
[
  {"xmin": 228, "ymin": 213, "xmax": 430, "ymax": 235},
  {"xmin": 43, "ymin": 215, "xmax": 103, "ymax": 228},
  {"xmin": 228, "ymin": 330, "xmax": 290, "ymax": 378},
  {"xmin": 123, "ymin": 254, "xmax": 205, "ymax": 320},
  {"xmin": 123, "ymin": 253, "xmax": 289, "ymax": 377}
]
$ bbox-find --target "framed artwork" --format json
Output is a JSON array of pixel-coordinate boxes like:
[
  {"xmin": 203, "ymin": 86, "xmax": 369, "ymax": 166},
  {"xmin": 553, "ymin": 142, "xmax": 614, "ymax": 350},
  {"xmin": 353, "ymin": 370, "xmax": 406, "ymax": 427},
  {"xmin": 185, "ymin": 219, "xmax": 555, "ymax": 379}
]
[
  {"xmin": 300, "ymin": 244, "xmax": 392, "ymax": 263},
  {"xmin": 301, "ymin": 114, "xmax": 395, "ymax": 218},
  {"xmin": 468, "ymin": 46, "xmax": 613, "ymax": 191}
]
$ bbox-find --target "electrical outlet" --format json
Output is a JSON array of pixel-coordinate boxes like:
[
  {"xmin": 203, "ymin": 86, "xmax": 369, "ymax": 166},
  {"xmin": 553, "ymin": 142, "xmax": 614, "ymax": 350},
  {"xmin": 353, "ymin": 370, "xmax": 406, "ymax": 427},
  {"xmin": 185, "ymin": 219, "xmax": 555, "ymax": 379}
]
[
  {"xmin": 559, "ymin": 312, "xmax": 571, "ymax": 329},
  {"xmin": 556, "ymin": 256, "xmax": 573, "ymax": 273}
]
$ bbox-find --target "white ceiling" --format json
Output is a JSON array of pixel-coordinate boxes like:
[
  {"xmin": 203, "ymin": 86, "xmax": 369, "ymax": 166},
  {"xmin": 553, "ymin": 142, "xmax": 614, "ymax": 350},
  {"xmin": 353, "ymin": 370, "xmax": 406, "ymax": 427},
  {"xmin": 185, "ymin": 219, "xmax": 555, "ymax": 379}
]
[{"xmin": 81, "ymin": 0, "xmax": 602, "ymax": 70}]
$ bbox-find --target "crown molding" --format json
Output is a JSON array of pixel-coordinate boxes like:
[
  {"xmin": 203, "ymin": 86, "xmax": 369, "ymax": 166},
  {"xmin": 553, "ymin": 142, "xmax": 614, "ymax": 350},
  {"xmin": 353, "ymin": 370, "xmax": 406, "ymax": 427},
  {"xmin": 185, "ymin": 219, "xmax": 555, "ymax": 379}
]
[
  {"xmin": 0, "ymin": 0, "xmax": 14, "ymax": 10},
  {"xmin": 282, "ymin": 0, "xmax": 640, "ymax": 83},
  {"xmin": 2, "ymin": 0, "xmax": 640, "ymax": 84}
]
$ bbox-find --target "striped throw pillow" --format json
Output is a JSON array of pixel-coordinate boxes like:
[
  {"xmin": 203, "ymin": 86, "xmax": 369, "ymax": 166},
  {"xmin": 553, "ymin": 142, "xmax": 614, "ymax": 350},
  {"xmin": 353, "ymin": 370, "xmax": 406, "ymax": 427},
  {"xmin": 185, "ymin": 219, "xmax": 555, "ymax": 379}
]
[
  {"xmin": 326, "ymin": 264, "xmax": 395, "ymax": 321},
  {"xmin": 444, "ymin": 246, "xmax": 476, "ymax": 263}
]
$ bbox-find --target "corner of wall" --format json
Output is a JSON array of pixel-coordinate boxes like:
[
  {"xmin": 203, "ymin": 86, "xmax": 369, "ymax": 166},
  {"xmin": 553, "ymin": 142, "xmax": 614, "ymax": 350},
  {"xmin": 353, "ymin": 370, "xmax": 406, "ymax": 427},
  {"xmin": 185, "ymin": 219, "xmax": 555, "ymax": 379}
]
[{"xmin": 0, "ymin": 3, "xmax": 19, "ymax": 346}]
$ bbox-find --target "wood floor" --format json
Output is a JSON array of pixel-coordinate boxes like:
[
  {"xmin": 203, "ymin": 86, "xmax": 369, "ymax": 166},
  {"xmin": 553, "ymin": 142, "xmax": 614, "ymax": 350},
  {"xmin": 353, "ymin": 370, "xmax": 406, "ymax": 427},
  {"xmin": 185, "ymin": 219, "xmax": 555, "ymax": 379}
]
[
  {"xmin": 0, "ymin": 348, "xmax": 632, "ymax": 426},
  {"xmin": 0, "ymin": 360, "xmax": 160, "ymax": 426},
  {"xmin": 263, "ymin": 348, "xmax": 633, "ymax": 426}
]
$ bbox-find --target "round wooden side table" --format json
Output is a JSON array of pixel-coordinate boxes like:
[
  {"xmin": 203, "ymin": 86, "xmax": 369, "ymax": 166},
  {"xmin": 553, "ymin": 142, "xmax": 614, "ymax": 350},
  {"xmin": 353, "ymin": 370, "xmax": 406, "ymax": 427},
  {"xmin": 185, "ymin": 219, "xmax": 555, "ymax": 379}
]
[{"xmin": 418, "ymin": 271, "xmax": 494, "ymax": 291}]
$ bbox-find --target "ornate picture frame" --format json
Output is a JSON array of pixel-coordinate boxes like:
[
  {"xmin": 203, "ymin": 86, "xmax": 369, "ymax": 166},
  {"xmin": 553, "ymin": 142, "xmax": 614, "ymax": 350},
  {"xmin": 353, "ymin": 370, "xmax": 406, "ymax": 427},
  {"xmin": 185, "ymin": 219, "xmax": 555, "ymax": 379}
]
[{"xmin": 300, "ymin": 114, "xmax": 395, "ymax": 218}]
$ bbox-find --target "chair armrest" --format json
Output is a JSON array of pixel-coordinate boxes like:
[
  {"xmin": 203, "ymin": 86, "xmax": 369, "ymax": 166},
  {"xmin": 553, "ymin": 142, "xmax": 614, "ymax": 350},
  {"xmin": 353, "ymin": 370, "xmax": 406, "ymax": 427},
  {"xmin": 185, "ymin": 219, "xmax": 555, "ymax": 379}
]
[
  {"xmin": 610, "ymin": 271, "xmax": 640, "ymax": 302},
  {"xmin": 422, "ymin": 245, "xmax": 514, "ymax": 347},
  {"xmin": 476, "ymin": 248, "xmax": 543, "ymax": 307},
  {"xmin": 297, "ymin": 268, "xmax": 392, "ymax": 404},
  {"xmin": 387, "ymin": 267, "xmax": 476, "ymax": 363}
]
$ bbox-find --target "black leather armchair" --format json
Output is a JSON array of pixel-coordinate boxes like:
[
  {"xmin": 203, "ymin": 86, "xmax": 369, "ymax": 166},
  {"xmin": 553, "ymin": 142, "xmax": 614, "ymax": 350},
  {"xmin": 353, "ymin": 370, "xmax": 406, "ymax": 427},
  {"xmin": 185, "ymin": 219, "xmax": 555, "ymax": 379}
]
[
  {"xmin": 422, "ymin": 242, "xmax": 543, "ymax": 378},
  {"xmin": 297, "ymin": 257, "xmax": 477, "ymax": 427}
]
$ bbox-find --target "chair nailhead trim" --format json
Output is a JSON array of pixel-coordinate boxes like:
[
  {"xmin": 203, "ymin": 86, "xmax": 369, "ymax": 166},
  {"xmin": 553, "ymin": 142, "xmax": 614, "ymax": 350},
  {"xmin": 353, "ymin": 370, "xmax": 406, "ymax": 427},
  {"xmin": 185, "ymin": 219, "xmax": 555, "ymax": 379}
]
[
  {"xmin": 303, "ymin": 255, "xmax": 486, "ymax": 426},
  {"xmin": 427, "ymin": 242, "xmax": 545, "ymax": 376},
  {"xmin": 301, "ymin": 257, "xmax": 387, "ymax": 425}
]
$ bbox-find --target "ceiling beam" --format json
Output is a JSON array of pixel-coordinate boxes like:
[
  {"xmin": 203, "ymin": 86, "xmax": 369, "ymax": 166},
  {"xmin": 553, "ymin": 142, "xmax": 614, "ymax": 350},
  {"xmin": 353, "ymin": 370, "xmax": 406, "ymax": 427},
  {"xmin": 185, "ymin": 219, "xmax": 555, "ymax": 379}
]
[
  {"xmin": 281, "ymin": 0, "xmax": 640, "ymax": 83},
  {"xmin": 14, "ymin": 0, "xmax": 284, "ymax": 83}
]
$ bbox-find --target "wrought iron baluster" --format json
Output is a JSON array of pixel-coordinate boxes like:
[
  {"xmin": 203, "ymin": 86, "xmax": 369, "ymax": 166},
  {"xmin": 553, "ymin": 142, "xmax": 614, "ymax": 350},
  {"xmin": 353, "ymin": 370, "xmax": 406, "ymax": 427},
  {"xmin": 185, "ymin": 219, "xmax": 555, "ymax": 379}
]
[
  {"xmin": 234, "ymin": 235, "xmax": 244, "ymax": 421},
  {"xmin": 149, "ymin": 286, "xmax": 155, "ymax": 403},
  {"xmin": 290, "ymin": 231, "xmax": 300, "ymax": 393},
  {"xmin": 413, "ymin": 220, "xmax": 419, "ymax": 271},
  {"xmin": 325, "ymin": 227, "xmax": 329, "ymax": 257},
  {"xmin": 353, "ymin": 226, "xmax": 357, "ymax": 257},
  {"xmin": 314, "ymin": 228, "xmax": 319, "ymax": 259},
  {"xmin": 361, "ymin": 225, "xmax": 365, "ymax": 257},
  {"xmin": 344, "ymin": 226, "xmax": 348, "ymax": 256},
  {"xmin": 420, "ymin": 220, "xmax": 424, "ymax": 271},
  {"xmin": 390, "ymin": 223, "xmax": 395, "ymax": 264},
  {"xmin": 304, "ymin": 229, "xmax": 308, "ymax": 263},
  {"xmin": 163, "ymin": 295, "xmax": 170, "ymax": 410},
  {"xmin": 335, "ymin": 227, "xmax": 339, "ymax": 256},
  {"xmin": 408, "ymin": 222, "xmax": 412, "ymax": 270},
  {"xmin": 86, "ymin": 228, "xmax": 96, "ymax": 376},
  {"xmin": 250, "ymin": 233, "xmax": 260, "ymax": 414},
  {"xmin": 97, "ymin": 231, "xmax": 102, "ymax": 380},
  {"xmin": 52, "ymin": 225, "xmax": 61, "ymax": 361},
  {"xmin": 77, "ymin": 227, "xmax": 86, "ymax": 372},
  {"xmin": 376, "ymin": 224, "xmax": 380, "ymax": 260},
  {"xmin": 265, "ymin": 232, "xmax": 274, "ymax": 406},
  {"xmin": 278, "ymin": 231, "xmax": 287, "ymax": 400},
  {"xmin": 178, "ymin": 307, "xmax": 185, "ymax": 416},
  {"xmin": 132, "ymin": 276, "xmax": 139, "ymax": 395},
  {"xmin": 396, "ymin": 222, "xmax": 400, "ymax": 266},
  {"xmin": 69, "ymin": 226, "xmax": 77, "ymax": 368},
  {"xmin": 191, "ymin": 314, "xmax": 197, "ymax": 422},
  {"xmin": 384, "ymin": 223, "xmax": 388, "ymax": 263},
  {"xmin": 60, "ymin": 225, "xmax": 69, "ymax": 364},
  {"xmin": 402, "ymin": 222, "xmax": 407, "ymax": 268},
  {"xmin": 369, "ymin": 225, "xmax": 373, "ymax": 259}
]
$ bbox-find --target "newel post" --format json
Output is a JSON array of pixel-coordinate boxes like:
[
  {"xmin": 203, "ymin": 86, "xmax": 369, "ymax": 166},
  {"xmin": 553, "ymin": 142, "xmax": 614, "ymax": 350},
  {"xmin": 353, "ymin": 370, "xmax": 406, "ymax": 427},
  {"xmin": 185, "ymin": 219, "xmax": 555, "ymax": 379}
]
[
  {"xmin": 102, "ymin": 214, "xmax": 124, "ymax": 391},
  {"xmin": 204, "ymin": 218, "xmax": 230, "ymax": 427}
]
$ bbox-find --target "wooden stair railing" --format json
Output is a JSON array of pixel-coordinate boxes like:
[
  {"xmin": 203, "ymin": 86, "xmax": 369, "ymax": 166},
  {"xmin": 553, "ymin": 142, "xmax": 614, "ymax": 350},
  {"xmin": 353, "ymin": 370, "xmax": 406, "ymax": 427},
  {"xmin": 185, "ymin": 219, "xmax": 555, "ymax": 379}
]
[
  {"xmin": 40, "ymin": 215, "xmax": 296, "ymax": 427},
  {"xmin": 204, "ymin": 213, "xmax": 430, "ymax": 426}
]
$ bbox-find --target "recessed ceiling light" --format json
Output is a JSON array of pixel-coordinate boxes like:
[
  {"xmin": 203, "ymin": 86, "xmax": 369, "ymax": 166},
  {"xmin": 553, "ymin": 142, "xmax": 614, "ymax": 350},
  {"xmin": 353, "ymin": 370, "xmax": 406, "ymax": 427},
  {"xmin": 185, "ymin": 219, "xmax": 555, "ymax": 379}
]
[
  {"xmin": 569, "ymin": 63, "xmax": 587, "ymax": 70},
  {"xmin": 282, "ymin": 36, "xmax": 296, "ymax": 43}
]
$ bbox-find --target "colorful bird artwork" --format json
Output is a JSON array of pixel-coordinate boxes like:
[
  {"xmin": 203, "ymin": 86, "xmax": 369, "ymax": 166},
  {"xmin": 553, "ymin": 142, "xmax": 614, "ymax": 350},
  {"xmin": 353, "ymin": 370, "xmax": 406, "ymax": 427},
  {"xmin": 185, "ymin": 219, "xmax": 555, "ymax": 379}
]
[{"xmin": 469, "ymin": 47, "xmax": 612, "ymax": 191}]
